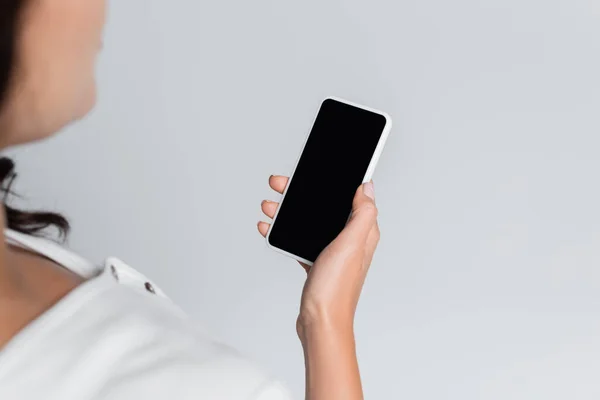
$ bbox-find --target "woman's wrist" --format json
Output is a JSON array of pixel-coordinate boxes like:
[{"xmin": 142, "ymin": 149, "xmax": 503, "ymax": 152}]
[
  {"xmin": 297, "ymin": 312, "xmax": 363, "ymax": 400},
  {"xmin": 297, "ymin": 309, "xmax": 354, "ymax": 346}
]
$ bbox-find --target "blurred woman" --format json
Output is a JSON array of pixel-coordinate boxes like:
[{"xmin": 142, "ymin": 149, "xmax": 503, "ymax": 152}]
[{"xmin": 0, "ymin": 1, "xmax": 380, "ymax": 399}]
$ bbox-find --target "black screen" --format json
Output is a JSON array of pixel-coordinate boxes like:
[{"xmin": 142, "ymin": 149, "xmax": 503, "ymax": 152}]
[{"xmin": 268, "ymin": 99, "xmax": 387, "ymax": 263}]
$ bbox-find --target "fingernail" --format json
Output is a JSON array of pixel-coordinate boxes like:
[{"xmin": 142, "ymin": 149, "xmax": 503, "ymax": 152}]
[{"xmin": 363, "ymin": 181, "xmax": 375, "ymax": 200}]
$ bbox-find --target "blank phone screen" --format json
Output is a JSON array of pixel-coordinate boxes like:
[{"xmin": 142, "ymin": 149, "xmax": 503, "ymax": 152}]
[{"xmin": 268, "ymin": 99, "xmax": 388, "ymax": 263}]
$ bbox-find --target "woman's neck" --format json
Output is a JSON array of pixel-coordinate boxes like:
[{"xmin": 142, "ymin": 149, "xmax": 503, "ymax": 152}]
[
  {"xmin": 0, "ymin": 213, "xmax": 29, "ymax": 349},
  {"xmin": 0, "ymin": 212, "xmax": 15, "ymax": 295},
  {"xmin": 0, "ymin": 210, "xmax": 83, "ymax": 349}
]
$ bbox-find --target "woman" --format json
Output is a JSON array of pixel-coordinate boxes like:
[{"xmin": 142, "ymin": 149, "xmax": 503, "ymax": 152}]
[{"xmin": 0, "ymin": 1, "xmax": 380, "ymax": 399}]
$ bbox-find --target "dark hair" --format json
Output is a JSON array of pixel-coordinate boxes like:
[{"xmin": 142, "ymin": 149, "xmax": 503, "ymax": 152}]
[{"xmin": 0, "ymin": 0, "xmax": 70, "ymax": 240}]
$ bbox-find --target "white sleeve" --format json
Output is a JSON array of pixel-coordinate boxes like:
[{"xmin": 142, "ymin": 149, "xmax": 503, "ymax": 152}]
[{"xmin": 254, "ymin": 380, "xmax": 295, "ymax": 400}]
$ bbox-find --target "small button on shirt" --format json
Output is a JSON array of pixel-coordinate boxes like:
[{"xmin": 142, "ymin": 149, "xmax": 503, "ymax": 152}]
[{"xmin": 0, "ymin": 229, "xmax": 293, "ymax": 400}]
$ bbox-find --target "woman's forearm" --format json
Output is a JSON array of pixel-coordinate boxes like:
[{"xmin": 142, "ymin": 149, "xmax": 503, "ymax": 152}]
[
  {"xmin": 300, "ymin": 320, "xmax": 363, "ymax": 400},
  {"xmin": 291, "ymin": 183, "xmax": 379, "ymax": 400}
]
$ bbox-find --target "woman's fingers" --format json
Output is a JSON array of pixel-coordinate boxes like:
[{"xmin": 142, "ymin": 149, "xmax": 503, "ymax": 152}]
[
  {"xmin": 262, "ymin": 176, "xmax": 309, "ymax": 273},
  {"xmin": 343, "ymin": 182, "xmax": 378, "ymax": 243},
  {"xmin": 258, "ymin": 175, "xmax": 285, "ymax": 237},
  {"xmin": 261, "ymin": 200, "xmax": 278, "ymax": 219},
  {"xmin": 269, "ymin": 175, "xmax": 289, "ymax": 194},
  {"xmin": 257, "ymin": 221, "xmax": 270, "ymax": 237}
]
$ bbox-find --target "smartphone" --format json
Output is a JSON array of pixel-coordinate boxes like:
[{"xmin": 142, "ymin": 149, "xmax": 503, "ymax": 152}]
[{"xmin": 266, "ymin": 97, "xmax": 392, "ymax": 265}]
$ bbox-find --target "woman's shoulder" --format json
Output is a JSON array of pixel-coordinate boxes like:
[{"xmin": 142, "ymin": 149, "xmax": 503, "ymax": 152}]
[
  {"xmin": 2, "ymin": 266, "xmax": 293, "ymax": 399},
  {"xmin": 0, "ymin": 233, "xmax": 293, "ymax": 399},
  {"xmin": 91, "ymin": 272, "xmax": 294, "ymax": 399}
]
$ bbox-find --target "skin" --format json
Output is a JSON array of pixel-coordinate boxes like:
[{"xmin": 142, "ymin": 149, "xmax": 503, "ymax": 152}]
[
  {"xmin": 0, "ymin": 1, "xmax": 381, "ymax": 399},
  {"xmin": 259, "ymin": 176, "xmax": 379, "ymax": 400},
  {"xmin": 0, "ymin": 0, "xmax": 106, "ymax": 146},
  {"xmin": 0, "ymin": 0, "xmax": 106, "ymax": 348}
]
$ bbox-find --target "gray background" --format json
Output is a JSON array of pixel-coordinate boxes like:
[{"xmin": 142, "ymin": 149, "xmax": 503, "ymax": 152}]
[{"xmin": 8, "ymin": 0, "xmax": 600, "ymax": 398}]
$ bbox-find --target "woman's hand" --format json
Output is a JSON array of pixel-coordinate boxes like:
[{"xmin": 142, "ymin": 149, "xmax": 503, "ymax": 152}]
[
  {"xmin": 258, "ymin": 175, "xmax": 379, "ymax": 400},
  {"xmin": 258, "ymin": 175, "xmax": 379, "ymax": 329}
]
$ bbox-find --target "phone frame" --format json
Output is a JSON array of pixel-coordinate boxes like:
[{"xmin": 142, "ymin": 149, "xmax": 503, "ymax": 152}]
[{"xmin": 265, "ymin": 96, "xmax": 393, "ymax": 266}]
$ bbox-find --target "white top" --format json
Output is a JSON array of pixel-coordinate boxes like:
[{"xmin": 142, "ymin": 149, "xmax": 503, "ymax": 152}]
[{"xmin": 0, "ymin": 230, "xmax": 293, "ymax": 400}]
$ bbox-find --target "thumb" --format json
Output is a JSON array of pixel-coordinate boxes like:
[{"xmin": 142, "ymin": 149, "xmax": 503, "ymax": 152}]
[{"xmin": 344, "ymin": 181, "xmax": 378, "ymax": 241}]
